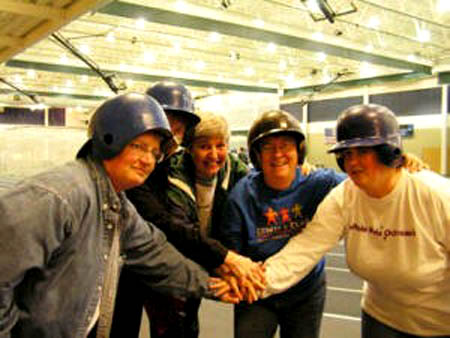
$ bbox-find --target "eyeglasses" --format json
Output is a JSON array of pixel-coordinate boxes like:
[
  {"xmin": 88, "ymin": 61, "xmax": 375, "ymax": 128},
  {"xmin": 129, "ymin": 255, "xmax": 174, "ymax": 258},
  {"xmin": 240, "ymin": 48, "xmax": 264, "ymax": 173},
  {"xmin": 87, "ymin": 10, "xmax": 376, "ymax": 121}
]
[
  {"xmin": 260, "ymin": 141, "xmax": 296, "ymax": 154},
  {"xmin": 128, "ymin": 142, "xmax": 164, "ymax": 163}
]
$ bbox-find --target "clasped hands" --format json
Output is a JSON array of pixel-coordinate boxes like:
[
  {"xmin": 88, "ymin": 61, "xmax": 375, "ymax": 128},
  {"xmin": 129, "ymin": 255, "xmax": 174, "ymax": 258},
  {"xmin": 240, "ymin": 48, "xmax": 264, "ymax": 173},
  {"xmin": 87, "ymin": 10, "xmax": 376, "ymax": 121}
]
[{"xmin": 208, "ymin": 251, "xmax": 265, "ymax": 304}]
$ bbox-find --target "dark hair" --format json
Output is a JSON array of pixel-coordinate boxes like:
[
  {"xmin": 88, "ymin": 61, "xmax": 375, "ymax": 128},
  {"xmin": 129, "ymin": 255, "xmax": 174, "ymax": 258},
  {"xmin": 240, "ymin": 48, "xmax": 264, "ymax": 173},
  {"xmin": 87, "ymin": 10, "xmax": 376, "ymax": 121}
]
[{"xmin": 373, "ymin": 144, "xmax": 404, "ymax": 168}]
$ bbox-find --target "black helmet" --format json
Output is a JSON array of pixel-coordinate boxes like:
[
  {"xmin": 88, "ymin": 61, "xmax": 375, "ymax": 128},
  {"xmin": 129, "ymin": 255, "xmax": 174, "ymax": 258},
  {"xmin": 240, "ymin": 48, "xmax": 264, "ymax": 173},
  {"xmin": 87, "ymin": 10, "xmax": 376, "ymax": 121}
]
[
  {"xmin": 146, "ymin": 81, "xmax": 200, "ymax": 146},
  {"xmin": 248, "ymin": 110, "xmax": 305, "ymax": 170},
  {"xmin": 328, "ymin": 104, "xmax": 403, "ymax": 171},
  {"xmin": 77, "ymin": 93, "xmax": 172, "ymax": 160}
]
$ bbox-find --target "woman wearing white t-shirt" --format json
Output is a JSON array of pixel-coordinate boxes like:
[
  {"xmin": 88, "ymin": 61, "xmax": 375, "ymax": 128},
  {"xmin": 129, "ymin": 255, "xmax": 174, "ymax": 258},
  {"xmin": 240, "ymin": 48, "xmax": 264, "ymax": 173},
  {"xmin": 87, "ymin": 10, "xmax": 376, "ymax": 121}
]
[{"xmin": 263, "ymin": 104, "xmax": 450, "ymax": 338}]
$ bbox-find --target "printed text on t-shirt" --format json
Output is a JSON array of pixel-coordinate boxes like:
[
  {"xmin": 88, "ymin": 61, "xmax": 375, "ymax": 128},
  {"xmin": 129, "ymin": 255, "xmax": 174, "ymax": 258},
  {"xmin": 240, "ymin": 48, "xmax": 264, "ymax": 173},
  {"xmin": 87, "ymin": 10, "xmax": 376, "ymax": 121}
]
[{"xmin": 349, "ymin": 223, "xmax": 416, "ymax": 240}]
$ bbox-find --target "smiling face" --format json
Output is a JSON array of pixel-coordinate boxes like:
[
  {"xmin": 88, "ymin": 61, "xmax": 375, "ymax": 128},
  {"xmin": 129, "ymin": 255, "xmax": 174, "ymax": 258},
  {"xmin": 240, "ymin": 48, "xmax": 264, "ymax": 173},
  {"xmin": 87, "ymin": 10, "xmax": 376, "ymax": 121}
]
[
  {"xmin": 103, "ymin": 132, "xmax": 162, "ymax": 192},
  {"xmin": 190, "ymin": 136, "xmax": 228, "ymax": 179},
  {"xmin": 259, "ymin": 134, "xmax": 298, "ymax": 191}
]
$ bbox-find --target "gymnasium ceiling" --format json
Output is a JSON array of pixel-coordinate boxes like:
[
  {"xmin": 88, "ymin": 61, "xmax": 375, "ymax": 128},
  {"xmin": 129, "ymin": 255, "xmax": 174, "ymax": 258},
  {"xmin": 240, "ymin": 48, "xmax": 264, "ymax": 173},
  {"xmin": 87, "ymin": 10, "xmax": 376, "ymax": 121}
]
[{"xmin": 0, "ymin": 0, "xmax": 449, "ymax": 110}]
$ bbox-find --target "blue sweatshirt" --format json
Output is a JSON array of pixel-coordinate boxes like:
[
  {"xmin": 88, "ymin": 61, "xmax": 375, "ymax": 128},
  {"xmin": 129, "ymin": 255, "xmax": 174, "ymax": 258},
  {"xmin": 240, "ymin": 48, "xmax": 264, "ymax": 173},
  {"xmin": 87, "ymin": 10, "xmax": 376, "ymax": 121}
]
[{"xmin": 220, "ymin": 167, "xmax": 345, "ymax": 292}]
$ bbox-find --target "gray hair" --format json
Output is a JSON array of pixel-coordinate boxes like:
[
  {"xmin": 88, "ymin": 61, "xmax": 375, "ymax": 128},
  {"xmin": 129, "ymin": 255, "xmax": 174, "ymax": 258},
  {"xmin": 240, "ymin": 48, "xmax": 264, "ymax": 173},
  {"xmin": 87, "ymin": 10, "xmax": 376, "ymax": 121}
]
[{"xmin": 191, "ymin": 111, "xmax": 230, "ymax": 144}]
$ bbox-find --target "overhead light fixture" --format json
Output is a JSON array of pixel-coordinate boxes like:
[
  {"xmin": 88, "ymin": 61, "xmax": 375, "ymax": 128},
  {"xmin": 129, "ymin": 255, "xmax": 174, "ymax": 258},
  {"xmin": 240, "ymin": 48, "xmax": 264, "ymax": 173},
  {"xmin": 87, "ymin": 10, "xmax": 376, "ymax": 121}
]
[
  {"xmin": 367, "ymin": 16, "xmax": 380, "ymax": 29},
  {"xmin": 244, "ymin": 67, "xmax": 255, "ymax": 76},
  {"xmin": 253, "ymin": 18, "xmax": 264, "ymax": 28},
  {"xmin": 106, "ymin": 32, "xmax": 115, "ymax": 43},
  {"xmin": 136, "ymin": 18, "xmax": 146, "ymax": 29},
  {"xmin": 208, "ymin": 32, "xmax": 222, "ymax": 43},
  {"xmin": 316, "ymin": 52, "xmax": 327, "ymax": 62},
  {"xmin": 301, "ymin": 0, "xmax": 357, "ymax": 24},
  {"xmin": 437, "ymin": 0, "xmax": 450, "ymax": 12},
  {"xmin": 312, "ymin": 32, "xmax": 324, "ymax": 41},
  {"xmin": 266, "ymin": 42, "xmax": 277, "ymax": 53},
  {"xmin": 416, "ymin": 28, "xmax": 430, "ymax": 43}
]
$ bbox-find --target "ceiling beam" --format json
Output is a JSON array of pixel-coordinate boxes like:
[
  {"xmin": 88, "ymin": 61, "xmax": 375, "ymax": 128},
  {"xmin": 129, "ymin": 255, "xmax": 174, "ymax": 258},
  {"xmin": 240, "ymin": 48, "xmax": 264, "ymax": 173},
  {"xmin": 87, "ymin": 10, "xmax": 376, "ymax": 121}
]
[
  {"xmin": 0, "ymin": 1, "xmax": 65, "ymax": 19},
  {"xmin": 98, "ymin": 1, "xmax": 432, "ymax": 74},
  {"xmin": 0, "ymin": 35, "xmax": 23, "ymax": 46},
  {"xmin": 0, "ymin": 0, "xmax": 113, "ymax": 63},
  {"xmin": 0, "ymin": 87, "xmax": 105, "ymax": 101},
  {"xmin": 284, "ymin": 72, "xmax": 431, "ymax": 97},
  {"xmin": 5, "ymin": 60, "xmax": 278, "ymax": 94}
]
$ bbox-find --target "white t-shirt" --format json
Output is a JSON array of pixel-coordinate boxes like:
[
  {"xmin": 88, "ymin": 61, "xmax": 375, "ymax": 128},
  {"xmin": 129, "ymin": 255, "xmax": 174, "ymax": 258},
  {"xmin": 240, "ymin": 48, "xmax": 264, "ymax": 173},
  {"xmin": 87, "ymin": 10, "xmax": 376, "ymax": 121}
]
[{"xmin": 264, "ymin": 169, "xmax": 450, "ymax": 336}]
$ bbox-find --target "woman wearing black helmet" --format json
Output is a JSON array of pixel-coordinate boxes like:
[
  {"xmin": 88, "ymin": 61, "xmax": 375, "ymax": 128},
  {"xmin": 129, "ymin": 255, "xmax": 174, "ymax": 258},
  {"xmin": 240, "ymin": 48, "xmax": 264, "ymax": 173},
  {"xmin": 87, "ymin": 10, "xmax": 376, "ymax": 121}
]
[
  {"xmin": 220, "ymin": 109, "xmax": 346, "ymax": 338},
  {"xmin": 263, "ymin": 104, "xmax": 450, "ymax": 338}
]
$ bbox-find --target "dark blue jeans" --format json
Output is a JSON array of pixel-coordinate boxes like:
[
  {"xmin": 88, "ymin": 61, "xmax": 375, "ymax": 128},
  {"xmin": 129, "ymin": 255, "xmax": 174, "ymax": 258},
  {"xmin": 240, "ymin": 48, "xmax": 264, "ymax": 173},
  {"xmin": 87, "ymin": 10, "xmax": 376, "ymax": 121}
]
[
  {"xmin": 362, "ymin": 311, "xmax": 450, "ymax": 338},
  {"xmin": 234, "ymin": 272, "xmax": 326, "ymax": 338}
]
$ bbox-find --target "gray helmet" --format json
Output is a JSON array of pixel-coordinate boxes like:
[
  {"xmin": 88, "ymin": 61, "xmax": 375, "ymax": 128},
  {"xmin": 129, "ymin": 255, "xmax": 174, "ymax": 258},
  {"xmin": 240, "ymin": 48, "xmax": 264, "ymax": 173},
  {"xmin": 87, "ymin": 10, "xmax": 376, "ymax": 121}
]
[
  {"xmin": 146, "ymin": 81, "xmax": 200, "ymax": 146},
  {"xmin": 77, "ymin": 93, "xmax": 172, "ymax": 160},
  {"xmin": 248, "ymin": 110, "xmax": 305, "ymax": 170},
  {"xmin": 328, "ymin": 104, "xmax": 403, "ymax": 171}
]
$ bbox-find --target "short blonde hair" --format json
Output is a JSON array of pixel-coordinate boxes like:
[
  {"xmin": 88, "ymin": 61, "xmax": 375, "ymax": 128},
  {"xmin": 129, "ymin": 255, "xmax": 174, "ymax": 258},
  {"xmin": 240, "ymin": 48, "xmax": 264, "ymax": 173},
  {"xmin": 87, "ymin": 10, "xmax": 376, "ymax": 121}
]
[{"xmin": 191, "ymin": 111, "xmax": 230, "ymax": 144}]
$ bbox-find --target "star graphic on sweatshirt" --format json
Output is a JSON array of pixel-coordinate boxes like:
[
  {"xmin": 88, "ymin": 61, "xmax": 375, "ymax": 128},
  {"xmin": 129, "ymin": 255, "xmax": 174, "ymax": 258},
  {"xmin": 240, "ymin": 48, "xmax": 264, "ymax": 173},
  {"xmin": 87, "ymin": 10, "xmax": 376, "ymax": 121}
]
[
  {"xmin": 264, "ymin": 207, "xmax": 278, "ymax": 225},
  {"xmin": 279, "ymin": 207, "xmax": 291, "ymax": 223},
  {"xmin": 292, "ymin": 203, "xmax": 302, "ymax": 218}
]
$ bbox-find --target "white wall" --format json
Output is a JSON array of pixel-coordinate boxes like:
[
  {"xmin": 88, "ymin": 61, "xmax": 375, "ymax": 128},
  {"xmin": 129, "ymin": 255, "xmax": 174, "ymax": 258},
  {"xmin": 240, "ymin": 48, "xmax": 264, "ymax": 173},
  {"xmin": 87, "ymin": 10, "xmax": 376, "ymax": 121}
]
[{"xmin": 195, "ymin": 92, "xmax": 279, "ymax": 130}]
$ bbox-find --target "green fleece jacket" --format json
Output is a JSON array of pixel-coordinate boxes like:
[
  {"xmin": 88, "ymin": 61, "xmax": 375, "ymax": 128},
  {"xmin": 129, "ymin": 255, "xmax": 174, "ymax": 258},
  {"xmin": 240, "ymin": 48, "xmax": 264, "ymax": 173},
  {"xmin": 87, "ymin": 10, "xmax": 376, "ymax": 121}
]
[{"xmin": 167, "ymin": 151, "xmax": 248, "ymax": 246}]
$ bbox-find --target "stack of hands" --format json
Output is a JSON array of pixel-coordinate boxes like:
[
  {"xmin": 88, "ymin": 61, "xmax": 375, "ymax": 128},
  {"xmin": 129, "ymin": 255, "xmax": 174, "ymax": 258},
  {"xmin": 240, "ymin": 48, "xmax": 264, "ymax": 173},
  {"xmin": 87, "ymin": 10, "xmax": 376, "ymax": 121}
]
[{"xmin": 208, "ymin": 251, "xmax": 266, "ymax": 304}]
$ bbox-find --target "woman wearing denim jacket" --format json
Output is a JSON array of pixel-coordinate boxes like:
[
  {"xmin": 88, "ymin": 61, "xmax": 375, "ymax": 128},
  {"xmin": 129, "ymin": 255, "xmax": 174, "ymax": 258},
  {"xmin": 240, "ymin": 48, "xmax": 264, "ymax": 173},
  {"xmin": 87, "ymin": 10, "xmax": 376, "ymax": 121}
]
[{"xmin": 0, "ymin": 94, "xmax": 234, "ymax": 338}]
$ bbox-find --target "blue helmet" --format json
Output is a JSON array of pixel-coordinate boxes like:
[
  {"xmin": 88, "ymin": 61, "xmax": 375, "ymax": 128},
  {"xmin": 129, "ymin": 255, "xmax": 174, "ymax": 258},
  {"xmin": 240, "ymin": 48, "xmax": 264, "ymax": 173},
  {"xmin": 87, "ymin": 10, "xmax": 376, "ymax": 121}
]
[
  {"xmin": 328, "ymin": 104, "xmax": 403, "ymax": 171},
  {"xmin": 77, "ymin": 93, "xmax": 172, "ymax": 160},
  {"xmin": 146, "ymin": 81, "xmax": 200, "ymax": 146}
]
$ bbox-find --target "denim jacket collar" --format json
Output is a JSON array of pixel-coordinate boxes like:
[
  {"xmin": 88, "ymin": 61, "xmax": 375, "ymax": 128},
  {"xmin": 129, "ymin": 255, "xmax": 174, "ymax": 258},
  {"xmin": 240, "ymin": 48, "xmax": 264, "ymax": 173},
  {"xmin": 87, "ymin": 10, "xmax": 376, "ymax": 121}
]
[{"xmin": 85, "ymin": 156, "xmax": 127, "ymax": 218}]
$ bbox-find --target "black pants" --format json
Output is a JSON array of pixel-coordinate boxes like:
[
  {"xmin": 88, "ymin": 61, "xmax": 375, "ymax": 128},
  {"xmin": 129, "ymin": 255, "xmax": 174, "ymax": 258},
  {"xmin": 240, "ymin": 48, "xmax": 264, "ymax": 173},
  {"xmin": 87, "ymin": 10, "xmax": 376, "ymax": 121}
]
[
  {"xmin": 110, "ymin": 269, "xmax": 201, "ymax": 338},
  {"xmin": 235, "ymin": 272, "xmax": 326, "ymax": 338},
  {"xmin": 362, "ymin": 311, "xmax": 450, "ymax": 338}
]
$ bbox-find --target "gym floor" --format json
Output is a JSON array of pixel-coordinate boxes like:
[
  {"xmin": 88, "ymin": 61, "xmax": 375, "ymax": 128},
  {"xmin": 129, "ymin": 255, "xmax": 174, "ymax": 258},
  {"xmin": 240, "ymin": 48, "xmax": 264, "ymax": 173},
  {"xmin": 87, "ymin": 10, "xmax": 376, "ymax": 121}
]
[{"xmin": 139, "ymin": 242, "xmax": 363, "ymax": 338}]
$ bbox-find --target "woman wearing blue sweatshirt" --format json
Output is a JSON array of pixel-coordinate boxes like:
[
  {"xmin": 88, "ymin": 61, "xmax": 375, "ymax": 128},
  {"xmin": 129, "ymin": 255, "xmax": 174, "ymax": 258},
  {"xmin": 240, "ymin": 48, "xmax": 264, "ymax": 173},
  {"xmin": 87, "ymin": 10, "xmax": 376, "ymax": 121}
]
[{"xmin": 220, "ymin": 110, "xmax": 345, "ymax": 338}]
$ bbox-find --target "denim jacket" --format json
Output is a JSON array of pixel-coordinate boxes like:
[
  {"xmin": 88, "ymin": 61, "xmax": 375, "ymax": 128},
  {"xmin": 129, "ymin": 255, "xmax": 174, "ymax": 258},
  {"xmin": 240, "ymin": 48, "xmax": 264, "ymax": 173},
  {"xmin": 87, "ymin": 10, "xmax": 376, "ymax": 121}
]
[{"xmin": 0, "ymin": 156, "xmax": 209, "ymax": 338}]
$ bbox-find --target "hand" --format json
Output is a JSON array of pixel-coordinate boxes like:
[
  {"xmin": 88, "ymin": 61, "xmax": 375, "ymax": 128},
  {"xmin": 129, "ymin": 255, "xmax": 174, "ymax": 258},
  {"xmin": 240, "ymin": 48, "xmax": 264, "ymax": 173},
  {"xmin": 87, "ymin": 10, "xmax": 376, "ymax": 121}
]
[
  {"xmin": 239, "ymin": 278, "xmax": 261, "ymax": 304},
  {"xmin": 214, "ymin": 262, "xmax": 265, "ymax": 303},
  {"xmin": 214, "ymin": 264, "xmax": 242, "ymax": 300},
  {"xmin": 402, "ymin": 153, "xmax": 429, "ymax": 173},
  {"xmin": 208, "ymin": 277, "xmax": 240, "ymax": 304},
  {"xmin": 223, "ymin": 251, "xmax": 266, "ymax": 291}
]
